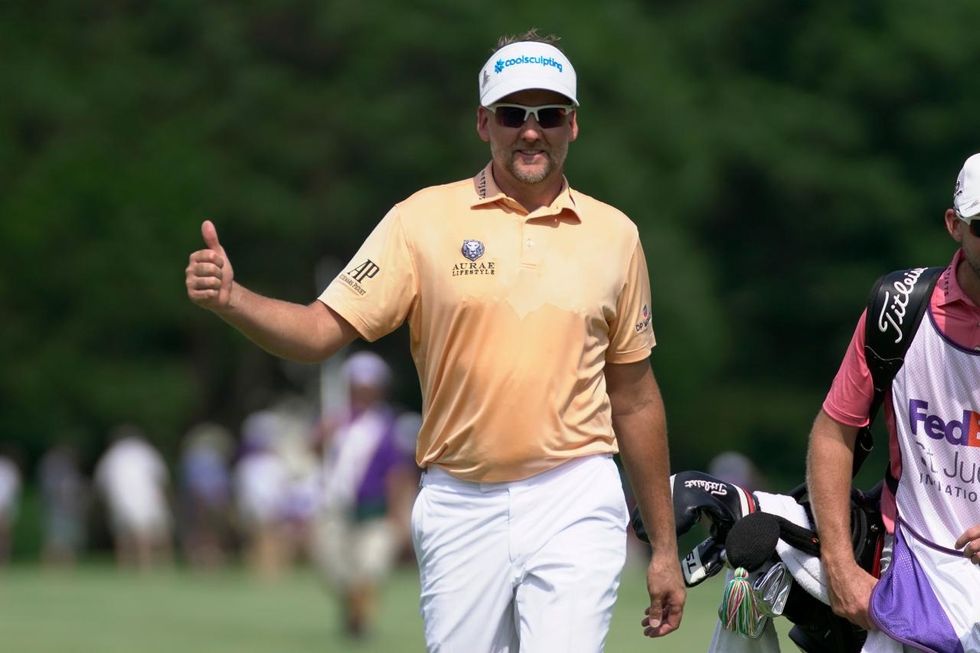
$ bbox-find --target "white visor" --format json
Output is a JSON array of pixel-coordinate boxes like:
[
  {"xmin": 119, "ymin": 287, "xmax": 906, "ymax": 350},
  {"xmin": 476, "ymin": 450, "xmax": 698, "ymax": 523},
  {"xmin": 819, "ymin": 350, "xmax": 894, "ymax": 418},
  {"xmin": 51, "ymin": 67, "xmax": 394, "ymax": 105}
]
[{"xmin": 478, "ymin": 41, "xmax": 577, "ymax": 107}]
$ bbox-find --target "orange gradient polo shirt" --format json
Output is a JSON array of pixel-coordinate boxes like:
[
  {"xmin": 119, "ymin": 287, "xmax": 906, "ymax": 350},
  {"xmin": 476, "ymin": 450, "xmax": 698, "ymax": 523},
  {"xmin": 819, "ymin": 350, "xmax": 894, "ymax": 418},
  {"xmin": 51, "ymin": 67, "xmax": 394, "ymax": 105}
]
[{"xmin": 319, "ymin": 163, "xmax": 656, "ymax": 482}]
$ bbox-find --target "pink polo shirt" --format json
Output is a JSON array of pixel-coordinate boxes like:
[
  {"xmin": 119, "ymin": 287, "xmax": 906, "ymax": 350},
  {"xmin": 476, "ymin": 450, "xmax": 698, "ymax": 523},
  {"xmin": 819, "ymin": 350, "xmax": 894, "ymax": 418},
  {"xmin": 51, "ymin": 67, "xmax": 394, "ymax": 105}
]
[{"xmin": 822, "ymin": 251, "xmax": 980, "ymax": 532}]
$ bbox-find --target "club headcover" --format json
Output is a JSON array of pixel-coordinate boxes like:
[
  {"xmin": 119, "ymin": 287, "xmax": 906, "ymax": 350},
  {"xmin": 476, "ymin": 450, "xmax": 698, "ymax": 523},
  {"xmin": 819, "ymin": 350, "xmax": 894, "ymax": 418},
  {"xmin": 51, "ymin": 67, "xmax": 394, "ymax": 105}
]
[
  {"xmin": 725, "ymin": 511, "xmax": 782, "ymax": 572},
  {"xmin": 726, "ymin": 511, "xmax": 821, "ymax": 573},
  {"xmin": 630, "ymin": 470, "xmax": 757, "ymax": 545},
  {"xmin": 637, "ymin": 471, "xmax": 757, "ymax": 538},
  {"xmin": 630, "ymin": 471, "xmax": 759, "ymax": 586}
]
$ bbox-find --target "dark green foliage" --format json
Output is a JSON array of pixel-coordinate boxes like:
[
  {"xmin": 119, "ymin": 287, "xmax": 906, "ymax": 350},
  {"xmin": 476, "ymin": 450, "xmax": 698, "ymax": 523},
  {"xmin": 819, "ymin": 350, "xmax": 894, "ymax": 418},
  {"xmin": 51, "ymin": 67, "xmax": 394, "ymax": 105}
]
[{"xmin": 2, "ymin": 1, "xmax": 978, "ymax": 485}]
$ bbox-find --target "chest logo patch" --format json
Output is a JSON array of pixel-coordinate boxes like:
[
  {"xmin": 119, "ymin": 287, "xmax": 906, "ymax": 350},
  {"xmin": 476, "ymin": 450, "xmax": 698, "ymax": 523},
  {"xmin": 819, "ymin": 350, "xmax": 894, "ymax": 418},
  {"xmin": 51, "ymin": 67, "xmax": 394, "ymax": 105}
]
[{"xmin": 461, "ymin": 240, "xmax": 485, "ymax": 261}]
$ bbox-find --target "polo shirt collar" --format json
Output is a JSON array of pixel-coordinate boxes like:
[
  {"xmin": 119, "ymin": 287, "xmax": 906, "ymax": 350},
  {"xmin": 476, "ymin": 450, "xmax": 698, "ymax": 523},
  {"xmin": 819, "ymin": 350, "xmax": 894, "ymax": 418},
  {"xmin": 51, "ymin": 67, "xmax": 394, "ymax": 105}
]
[
  {"xmin": 470, "ymin": 163, "xmax": 582, "ymax": 221},
  {"xmin": 938, "ymin": 249, "xmax": 978, "ymax": 309}
]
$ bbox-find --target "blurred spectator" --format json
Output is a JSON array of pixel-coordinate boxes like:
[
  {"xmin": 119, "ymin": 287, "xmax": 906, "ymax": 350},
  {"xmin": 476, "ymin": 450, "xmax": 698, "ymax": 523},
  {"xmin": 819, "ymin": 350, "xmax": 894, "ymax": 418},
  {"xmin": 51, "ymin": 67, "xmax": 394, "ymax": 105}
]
[
  {"xmin": 234, "ymin": 409, "xmax": 290, "ymax": 581},
  {"xmin": 94, "ymin": 425, "xmax": 173, "ymax": 570},
  {"xmin": 178, "ymin": 422, "xmax": 234, "ymax": 570},
  {"xmin": 38, "ymin": 444, "xmax": 89, "ymax": 568},
  {"xmin": 0, "ymin": 453, "xmax": 22, "ymax": 566},
  {"xmin": 707, "ymin": 450, "xmax": 765, "ymax": 491},
  {"xmin": 271, "ymin": 400, "xmax": 320, "ymax": 568},
  {"xmin": 393, "ymin": 411, "xmax": 422, "ymax": 460},
  {"xmin": 392, "ymin": 411, "xmax": 423, "ymax": 562},
  {"xmin": 311, "ymin": 351, "xmax": 418, "ymax": 638}
]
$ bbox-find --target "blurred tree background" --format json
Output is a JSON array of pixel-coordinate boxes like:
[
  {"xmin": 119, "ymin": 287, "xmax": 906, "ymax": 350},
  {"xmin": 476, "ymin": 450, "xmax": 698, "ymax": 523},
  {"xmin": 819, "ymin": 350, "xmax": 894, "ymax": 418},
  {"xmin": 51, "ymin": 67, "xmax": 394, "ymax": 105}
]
[{"xmin": 3, "ymin": 0, "xmax": 980, "ymax": 496}]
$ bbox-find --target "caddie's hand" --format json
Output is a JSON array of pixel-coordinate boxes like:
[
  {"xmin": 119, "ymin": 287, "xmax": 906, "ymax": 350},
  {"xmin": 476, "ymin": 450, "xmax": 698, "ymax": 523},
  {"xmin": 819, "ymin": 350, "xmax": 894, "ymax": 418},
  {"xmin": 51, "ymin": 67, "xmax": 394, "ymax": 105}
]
[
  {"xmin": 186, "ymin": 219, "xmax": 235, "ymax": 311},
  {"xmin": 825, "ymin": 560, "xmax": 877, "ymax": 630},
  {"xmin": 955, "ymin": 524, "xmax": 980, "ymax": 564},
  {"xmin": 641, "ymin": 551, "xmax": 686, "ymax": 637}
]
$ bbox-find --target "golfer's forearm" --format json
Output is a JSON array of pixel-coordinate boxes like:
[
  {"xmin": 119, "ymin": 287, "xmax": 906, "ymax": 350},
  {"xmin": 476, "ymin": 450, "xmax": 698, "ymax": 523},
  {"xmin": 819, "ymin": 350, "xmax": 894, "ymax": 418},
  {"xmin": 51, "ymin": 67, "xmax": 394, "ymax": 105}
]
[
  {"xmin": 215, "ymin": 284, "xmax": 357, "ymax": 362},
  {"xmin": 608, "ymin": 362, "xmax": 678, "ymax": 557},
  {"xmin": 617, "ymin": 413, "xmax": 677, "ymax": 556}
]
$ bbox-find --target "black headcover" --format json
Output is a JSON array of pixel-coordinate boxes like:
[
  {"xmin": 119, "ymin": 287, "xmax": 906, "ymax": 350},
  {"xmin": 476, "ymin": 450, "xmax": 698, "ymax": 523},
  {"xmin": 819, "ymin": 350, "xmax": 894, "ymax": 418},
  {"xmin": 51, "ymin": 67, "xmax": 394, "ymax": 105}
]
[
  {"xmin": 725, "ymin": 511, "xmax": 821, "ymax": 572},
  {"xmin": 725, "ymin": 512, "xmax": 781, "ymax": 572},
  {"xmin": 631, "ymin": 471, "xmax": 758, "ymax": 587},
  {"xmin": 631, "ymin": 470, "xmax": 757, "ymax": 544}
]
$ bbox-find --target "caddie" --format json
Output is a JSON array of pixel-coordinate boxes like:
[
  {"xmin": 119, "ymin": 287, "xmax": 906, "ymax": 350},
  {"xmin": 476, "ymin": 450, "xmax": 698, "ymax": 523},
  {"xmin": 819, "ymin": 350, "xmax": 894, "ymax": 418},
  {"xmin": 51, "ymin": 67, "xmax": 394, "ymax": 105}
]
[{"xmin": 807, "ymin": 153, "xmax": 980, "ymax": 653}]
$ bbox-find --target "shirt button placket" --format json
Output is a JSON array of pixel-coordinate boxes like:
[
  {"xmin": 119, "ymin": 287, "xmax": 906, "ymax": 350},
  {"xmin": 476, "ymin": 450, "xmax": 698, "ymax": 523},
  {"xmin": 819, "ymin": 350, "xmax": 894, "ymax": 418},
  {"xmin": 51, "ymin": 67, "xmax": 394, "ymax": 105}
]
[{"xmin": 520, "ymin": 221, "xmax": 541, "ymax": 268}]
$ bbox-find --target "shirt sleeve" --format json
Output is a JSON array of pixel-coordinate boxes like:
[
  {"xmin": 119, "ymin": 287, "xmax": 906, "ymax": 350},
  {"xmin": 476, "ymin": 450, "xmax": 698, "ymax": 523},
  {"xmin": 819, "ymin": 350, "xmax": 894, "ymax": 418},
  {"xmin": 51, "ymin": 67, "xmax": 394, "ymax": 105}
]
[
  {"xmin": 822, "ymin": 309, "xmax": 874, "ymax": 428},
  {"xmin": 318, "ymin": 207, "xmax": 419, "ymax": 342},
  {"xmin": 606, "ymin": 236, "xmax": 656, "ymax": 363}
]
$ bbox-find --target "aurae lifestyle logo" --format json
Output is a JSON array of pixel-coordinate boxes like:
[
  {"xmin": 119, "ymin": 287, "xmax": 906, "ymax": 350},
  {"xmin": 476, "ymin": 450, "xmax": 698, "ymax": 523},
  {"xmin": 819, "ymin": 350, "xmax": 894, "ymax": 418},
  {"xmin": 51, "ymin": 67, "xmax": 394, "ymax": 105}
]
[
  {"xmin": 451, "ymin": 240, "xmax": 495, "ymax": 277},
  {"xmin": 452, "ymin": 260, "xmax": 495, "ymax": 277},
  {"xmin": 339, "ymin": 259, "xmax": 380, "ymax": 296}
]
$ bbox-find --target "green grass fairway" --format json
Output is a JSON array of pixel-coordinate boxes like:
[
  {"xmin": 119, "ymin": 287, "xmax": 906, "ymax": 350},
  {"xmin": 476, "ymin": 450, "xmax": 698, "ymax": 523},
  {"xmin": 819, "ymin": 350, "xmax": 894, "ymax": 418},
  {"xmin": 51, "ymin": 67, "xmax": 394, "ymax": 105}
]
[{"xmin": 0, "ymin": 561, "xmax": 795, "ymax": 652}]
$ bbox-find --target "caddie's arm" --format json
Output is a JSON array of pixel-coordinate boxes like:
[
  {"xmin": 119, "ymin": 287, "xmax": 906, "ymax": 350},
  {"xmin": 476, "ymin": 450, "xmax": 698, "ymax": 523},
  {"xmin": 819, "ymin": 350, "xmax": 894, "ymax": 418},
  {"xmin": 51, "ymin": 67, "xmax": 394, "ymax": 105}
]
[
  {"xmin": 606, "ymin": 359, "xmax": 685, "ymax": 638},
  {"xmin": 806, "ymin": 409, "xmax": 877, "ymax": 630},
  {"xmin": 186, "ymin": 220, "xmax": 360, "ymax": 362}
]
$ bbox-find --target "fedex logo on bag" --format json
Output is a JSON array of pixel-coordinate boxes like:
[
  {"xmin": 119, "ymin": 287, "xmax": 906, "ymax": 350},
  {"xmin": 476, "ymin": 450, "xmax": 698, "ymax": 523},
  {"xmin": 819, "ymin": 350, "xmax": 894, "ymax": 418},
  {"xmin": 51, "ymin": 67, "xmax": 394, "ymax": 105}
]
[{"xmin": 909, "ymin": 399, "xmax": 980, "ymax": 447}]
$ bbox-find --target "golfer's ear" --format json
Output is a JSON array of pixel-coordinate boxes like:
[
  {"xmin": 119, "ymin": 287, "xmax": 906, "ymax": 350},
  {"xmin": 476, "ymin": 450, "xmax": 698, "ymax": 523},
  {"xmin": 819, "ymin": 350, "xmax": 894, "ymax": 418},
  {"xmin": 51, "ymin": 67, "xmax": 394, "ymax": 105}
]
[{"xmin": 477, "ymin": 106, "xmax": 491, "ymax": 143}]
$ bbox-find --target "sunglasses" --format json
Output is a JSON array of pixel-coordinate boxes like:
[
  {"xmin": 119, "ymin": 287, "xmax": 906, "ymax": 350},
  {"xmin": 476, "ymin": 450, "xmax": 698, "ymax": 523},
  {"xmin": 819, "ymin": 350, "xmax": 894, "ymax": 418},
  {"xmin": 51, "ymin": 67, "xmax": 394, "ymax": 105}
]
[
  {"xmin": 487, "ymin": 103, "xmax": 574, "ymax": 129},
  {"xmin": 956, "ymin": 211, "xmax": 980, "ymax": 237}
]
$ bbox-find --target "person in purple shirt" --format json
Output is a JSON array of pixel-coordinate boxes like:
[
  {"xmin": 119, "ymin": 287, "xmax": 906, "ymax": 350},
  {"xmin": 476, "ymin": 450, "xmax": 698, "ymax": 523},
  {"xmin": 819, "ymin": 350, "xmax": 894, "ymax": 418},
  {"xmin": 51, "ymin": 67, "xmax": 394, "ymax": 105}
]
[{"xmin": 311, "ymin": 350, "xmax": 418, "ymax": 638}]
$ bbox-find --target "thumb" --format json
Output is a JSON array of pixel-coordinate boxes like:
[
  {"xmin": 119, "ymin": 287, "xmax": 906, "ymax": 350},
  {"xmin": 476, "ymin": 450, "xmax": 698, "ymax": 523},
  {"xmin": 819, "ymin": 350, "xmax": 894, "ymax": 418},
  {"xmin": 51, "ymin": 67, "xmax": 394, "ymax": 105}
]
[
  {"xmin": 646, "ymin": 600, "xmax": 663, "ymax": 627},
  {"xmin": 201, "ymin": 219, "xmax": 223, "ymax": 252}
]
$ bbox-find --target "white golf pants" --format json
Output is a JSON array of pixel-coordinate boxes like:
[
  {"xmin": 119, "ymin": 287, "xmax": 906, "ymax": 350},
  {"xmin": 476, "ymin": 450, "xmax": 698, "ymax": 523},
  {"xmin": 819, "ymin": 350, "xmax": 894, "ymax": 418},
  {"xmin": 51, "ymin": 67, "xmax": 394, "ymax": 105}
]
[{"xmin": 411, "ymin": 454, "xmax": 629, "ymax": 652}]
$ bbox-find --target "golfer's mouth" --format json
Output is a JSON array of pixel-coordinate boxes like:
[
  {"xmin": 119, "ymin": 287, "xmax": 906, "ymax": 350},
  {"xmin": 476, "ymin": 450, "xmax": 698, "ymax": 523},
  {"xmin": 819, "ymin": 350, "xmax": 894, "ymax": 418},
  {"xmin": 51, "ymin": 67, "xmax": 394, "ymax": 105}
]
[{"xmin": 515, "ymin": 150, "xmax": 548, "ymax": 162}]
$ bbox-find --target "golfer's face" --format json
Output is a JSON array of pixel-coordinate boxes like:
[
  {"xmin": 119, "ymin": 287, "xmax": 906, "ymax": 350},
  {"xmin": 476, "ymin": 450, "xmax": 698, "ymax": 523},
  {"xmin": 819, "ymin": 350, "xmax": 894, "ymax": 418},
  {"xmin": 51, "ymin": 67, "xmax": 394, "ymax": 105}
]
[{"xmin": 479, "ymin": 89, "xmax": 578, "ymax": 187}]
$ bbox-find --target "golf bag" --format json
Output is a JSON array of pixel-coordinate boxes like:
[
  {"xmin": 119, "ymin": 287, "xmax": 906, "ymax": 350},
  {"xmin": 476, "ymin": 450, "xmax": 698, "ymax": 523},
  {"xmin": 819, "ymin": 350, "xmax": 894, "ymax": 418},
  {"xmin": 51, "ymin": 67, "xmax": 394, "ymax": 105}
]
[
  {"xmin": 631, "ymin": 471, "xmax": 884, "ymax": 653},
  {"xmin": 630, "ymin": 266, "xmax": 943, "ymax": 651}
]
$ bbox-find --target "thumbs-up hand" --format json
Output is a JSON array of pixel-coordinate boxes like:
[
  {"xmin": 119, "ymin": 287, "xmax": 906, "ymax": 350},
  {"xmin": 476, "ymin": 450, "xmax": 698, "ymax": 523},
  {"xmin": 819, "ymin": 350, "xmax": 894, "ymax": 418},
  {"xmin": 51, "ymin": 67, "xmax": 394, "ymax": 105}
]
[{"xmin": 186, "ymin": 220, "xmax": 235, "ymax": 311}]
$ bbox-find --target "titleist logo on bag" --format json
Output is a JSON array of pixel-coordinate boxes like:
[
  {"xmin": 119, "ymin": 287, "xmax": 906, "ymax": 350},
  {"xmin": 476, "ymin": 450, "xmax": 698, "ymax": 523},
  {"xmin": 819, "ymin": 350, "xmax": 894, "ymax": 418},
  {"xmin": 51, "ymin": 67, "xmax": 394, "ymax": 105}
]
[{"xmin": 876, "ymin": 267, "xmax": 928, "ymax": 344}]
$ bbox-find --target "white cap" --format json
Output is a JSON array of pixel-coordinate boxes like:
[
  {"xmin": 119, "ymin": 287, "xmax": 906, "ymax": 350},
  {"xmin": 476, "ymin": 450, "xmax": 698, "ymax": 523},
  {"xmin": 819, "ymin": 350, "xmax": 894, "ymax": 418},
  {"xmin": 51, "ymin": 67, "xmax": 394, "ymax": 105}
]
[
  {"xmin": 478, "ymin": 41, "xmax": 578, "ymax": 107},
  {"xmin": 342, "ymin": 351, "xmax": 391, "ymax": 388},
  {"xmin": 953, "ymin": 153, "xmax": 980, "ymax": 217},
  {"xmin": 241, "ymin": 410, "xmax": 280, "ymax": 450}
]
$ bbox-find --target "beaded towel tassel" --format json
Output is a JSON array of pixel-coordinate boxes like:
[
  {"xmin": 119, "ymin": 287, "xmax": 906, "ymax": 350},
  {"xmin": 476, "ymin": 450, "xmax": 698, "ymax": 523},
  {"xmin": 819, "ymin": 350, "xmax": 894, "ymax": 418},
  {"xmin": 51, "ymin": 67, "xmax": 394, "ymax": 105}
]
[{"xmin": 718, "ymin": 567, "xmax": 762, "ymax": 636}]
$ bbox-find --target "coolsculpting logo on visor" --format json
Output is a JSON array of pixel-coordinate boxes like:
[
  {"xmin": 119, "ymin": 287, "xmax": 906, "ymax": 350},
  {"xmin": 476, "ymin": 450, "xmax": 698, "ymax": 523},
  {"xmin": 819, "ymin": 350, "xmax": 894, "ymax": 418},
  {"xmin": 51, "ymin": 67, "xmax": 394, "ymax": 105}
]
[
  {"xmin": 909, "ymin": 399, "xmax": 980, "ymax": 447},
  {"xmin": 494, "ymin": 55, "xmax": 564, "ymax": 75}
]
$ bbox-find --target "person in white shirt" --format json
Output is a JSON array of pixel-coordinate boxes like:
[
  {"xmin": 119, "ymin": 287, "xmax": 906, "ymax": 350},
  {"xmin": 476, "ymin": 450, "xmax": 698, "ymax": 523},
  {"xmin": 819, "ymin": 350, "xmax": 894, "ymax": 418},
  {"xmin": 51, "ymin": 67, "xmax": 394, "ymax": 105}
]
[{"xmin": 95, "ymin": 425, "xmax": 173, "ymax": 570}]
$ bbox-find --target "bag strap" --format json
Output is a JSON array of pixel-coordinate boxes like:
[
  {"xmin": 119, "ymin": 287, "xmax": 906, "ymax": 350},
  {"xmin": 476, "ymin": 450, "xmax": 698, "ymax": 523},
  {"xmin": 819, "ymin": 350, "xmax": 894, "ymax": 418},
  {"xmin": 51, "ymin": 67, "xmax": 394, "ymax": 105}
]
[{"xmin": 852, "ymin": 266, "xmax": 943, "ymax": 478}]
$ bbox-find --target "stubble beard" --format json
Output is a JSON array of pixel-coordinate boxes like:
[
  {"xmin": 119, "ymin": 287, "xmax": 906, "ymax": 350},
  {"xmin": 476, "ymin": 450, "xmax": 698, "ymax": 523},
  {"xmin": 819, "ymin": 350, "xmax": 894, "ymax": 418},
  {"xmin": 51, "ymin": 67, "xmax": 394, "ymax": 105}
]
[
  {"xmin": 492, "ymin": 141, "xmax": 565, "ymax": 185},
  {"xmin": 509, "ymin": 154, "xmax": 552, "ymax": 184}
]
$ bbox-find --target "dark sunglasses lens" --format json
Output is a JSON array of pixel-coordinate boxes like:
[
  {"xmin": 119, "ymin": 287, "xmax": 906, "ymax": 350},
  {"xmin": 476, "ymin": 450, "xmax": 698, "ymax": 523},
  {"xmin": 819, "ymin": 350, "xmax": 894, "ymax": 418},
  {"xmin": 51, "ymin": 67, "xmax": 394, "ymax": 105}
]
[
  {"xmin": 971, "ymin": 221, "xmax": 980, "ymax": 237},
  {"xmin": 495, "ymin": 107, "xmax": 528, "ymax": 128},
  {"xmin": 536, "ymin": 108, "xmax": 566, "ymax": 128}
]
